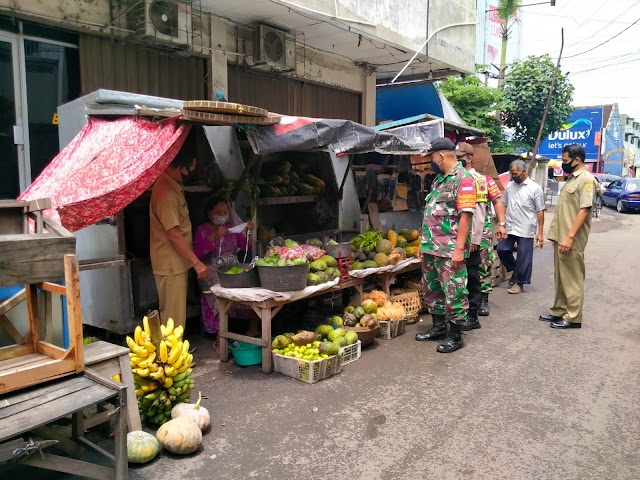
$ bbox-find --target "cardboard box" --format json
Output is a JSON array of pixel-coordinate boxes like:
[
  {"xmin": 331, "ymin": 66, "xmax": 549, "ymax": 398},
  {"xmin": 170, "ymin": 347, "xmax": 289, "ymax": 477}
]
[
  {"xmin": 391, "ymin": 198, "xmax": 408, "ymax": 211},
  {"xmin": 396, "ymin": 183, "xmax": 408, "ymax": 199}
]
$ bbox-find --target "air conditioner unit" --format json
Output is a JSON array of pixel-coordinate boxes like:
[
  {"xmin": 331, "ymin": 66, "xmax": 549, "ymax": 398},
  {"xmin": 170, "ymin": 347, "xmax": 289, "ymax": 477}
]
[
  {"xmin": 127, "ymin": 0, "xmax": 191, "ymax": 46},
  {"xmin": 253, "ymin": 25, "xmax": 296, "ymax": 71}
]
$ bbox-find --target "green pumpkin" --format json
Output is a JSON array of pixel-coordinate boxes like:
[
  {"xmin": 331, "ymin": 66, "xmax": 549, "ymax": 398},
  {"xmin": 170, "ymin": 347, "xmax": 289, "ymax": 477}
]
[{"xmin": 127, "ymin": 430, "xmax": 160, "ymax": 464}]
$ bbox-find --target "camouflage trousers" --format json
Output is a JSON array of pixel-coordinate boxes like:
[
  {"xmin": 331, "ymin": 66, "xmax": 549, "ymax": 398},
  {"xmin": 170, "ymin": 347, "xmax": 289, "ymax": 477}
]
[
  {"xmin": 479, "ymin": 246, "xmax": 495, "ymax": 294},
  {"xmin": 422, "ymin": 254, "xmax": 469, "ymax": 324}
]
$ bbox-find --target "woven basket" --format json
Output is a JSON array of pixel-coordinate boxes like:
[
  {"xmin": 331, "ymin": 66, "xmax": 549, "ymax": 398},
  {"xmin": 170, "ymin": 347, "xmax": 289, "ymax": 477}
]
[
  {"xmin": 257, "ymin": 263, "xmax": 309, "ymax": 292},
  {"xmin": 405, "ymin": 280, "xmax": 428, "ymax": 314},
  {"xmin": 390, "ymin": 291, "xmax": 421, "ymax": 324},
  {"xmin": 217, "ymin": 263, "xmax": 260, "ymax": 289},
  {"xmin": 345, "ymin": 326, "xmax": 379, "ymax": 348}
]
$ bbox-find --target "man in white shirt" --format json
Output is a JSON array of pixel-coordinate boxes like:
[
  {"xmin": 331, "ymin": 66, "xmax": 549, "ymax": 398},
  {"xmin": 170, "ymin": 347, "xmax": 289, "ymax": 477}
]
[{"xmin": 497, "ymin": 160, "xmax": 546, "ymax": 294}]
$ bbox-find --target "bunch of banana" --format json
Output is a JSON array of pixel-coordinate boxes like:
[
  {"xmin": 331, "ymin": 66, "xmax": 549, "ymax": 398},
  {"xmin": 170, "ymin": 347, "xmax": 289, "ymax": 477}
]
[{"xmin": 126, "ymin": 316, "xmax": 197, "ymax": 425}]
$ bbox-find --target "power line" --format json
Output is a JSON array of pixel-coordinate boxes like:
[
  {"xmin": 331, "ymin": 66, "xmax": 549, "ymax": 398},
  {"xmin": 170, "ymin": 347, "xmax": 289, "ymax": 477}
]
[
  {"xmin": 571, "ymin": 54, "xmax": 640, "ymax": 74},
  {"xmin": 564, "ymin": 16, "xmax": 640, "ymax": 58},
  {"xmin": 567, "ymin": 0, "xmax": 640, "ymax": 49}
]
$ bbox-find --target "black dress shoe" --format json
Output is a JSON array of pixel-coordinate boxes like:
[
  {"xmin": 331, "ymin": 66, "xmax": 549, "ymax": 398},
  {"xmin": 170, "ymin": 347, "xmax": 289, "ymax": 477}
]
[
  {"xmin": 539, "ymin": 314, "xmax": 563, "ymax": 322},
  {"xmin": 550, "ymin": 320, "xmax": 582, "ymax": 329}
]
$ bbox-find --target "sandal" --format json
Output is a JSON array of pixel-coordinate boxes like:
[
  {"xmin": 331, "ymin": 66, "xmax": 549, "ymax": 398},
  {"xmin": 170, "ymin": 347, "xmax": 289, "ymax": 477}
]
[
  {"xmin": 508, "ymin": 284, "xmax": 524, "ymax": 294},
  {"xmin": 213, "ymin": 340, "xmax": 220, "ymax": 353},
  {"xmin": 508, "ymin": 270, "xmax": 518, "ymax": 286}
]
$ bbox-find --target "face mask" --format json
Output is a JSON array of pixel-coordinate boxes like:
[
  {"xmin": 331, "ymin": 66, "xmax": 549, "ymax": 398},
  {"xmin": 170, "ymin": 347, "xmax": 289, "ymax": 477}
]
[
  {"xmin": 562, "ymin": 160, "xmax": 576, "ymax": 174},
  {"xmin": 460, "ymin": 159, "xmax": 467, "ymax": 168},
  {"xmin": 430, "ymin": 154, "xmax": 443, "ymax": 175},
  {"xmin": 211, "ymin": 215, "xmax": 228, "ymax": 225},
  {"xmin": 511, "ymin": 173, "xmax": 524, "ymax": 184}
]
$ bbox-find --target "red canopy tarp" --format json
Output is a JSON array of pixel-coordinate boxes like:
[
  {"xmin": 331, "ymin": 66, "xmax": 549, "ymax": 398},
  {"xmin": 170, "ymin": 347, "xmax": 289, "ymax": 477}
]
[{"xmin": 19, "ymin": 116, "xmax": 190, "ymax": 231}]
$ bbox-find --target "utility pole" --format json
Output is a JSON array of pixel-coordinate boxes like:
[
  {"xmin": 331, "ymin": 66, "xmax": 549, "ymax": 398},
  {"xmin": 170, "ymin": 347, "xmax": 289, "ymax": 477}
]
[{"xmin": 530, "ymin": 28, "xmax": 564, "ymax": 167}]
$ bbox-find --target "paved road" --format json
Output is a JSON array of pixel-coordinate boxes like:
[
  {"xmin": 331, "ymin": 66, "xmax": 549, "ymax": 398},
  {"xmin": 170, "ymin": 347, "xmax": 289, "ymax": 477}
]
[{"xmin": 18, "ymin": 207, "xmax": 640, "ymax": 480}]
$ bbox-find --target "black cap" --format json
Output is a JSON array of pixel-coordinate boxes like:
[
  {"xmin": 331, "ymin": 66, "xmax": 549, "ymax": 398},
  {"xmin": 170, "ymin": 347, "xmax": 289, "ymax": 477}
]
[{"xmin": 425, "ymin": 137, "xmax": 456, "ymax": 155}]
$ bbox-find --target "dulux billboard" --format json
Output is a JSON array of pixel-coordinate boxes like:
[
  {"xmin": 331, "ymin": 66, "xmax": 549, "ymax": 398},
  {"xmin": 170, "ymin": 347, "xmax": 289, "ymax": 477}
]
[{"xmin": 539, "ymin": 107, "xmax": 603, "ymax": 161}]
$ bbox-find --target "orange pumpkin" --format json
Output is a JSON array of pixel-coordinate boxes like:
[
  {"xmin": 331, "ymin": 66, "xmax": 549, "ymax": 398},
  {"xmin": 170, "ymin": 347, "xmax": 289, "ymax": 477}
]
[{"xmin": 156, "ymin": 417, "xmax": 202, "ymax": 454}]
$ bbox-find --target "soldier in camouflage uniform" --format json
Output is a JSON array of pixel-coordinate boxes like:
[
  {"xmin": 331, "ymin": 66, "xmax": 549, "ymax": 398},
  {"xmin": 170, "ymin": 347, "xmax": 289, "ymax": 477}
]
[
  {"xmin": 455, "ymin": 143, "xmax": 506, "ymax": 330},
  {"xmin": 415, "ymin": 138, "xmax": 476, "ymax": 353}
]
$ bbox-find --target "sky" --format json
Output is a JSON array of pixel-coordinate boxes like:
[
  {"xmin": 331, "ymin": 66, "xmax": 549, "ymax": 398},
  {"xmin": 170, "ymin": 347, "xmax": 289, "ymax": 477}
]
[{"xmin": 519, "ymin": 0, "xmax": 640, "ymax": 118}]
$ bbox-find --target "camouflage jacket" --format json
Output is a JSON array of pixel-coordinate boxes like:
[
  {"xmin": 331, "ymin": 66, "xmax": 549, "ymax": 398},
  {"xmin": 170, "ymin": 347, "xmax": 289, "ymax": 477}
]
[{"xmin": 421, "ymin": 163, "xmax": 477, "ymax": 258}]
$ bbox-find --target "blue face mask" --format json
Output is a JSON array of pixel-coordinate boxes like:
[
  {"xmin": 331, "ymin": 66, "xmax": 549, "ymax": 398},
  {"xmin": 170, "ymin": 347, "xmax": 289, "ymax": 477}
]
[{"xmin": 431, "ymin": 155, "xmax": 443, "ymax": 175}]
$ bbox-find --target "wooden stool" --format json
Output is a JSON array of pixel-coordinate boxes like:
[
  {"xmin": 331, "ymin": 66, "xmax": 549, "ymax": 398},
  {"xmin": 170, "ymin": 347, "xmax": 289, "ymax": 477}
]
[{"xmin": 84, "ymin": 341, "xmax": 141, "ymax": 432}]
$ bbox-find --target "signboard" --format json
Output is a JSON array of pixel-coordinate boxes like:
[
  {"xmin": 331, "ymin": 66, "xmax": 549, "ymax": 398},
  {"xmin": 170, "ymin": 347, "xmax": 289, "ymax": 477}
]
[
  {"xmin": 538, "ymin": 107, "xmax": 604, "ymax": 161},
  {"xmin": 476, "ymin": 0, "xmax": 523, "ymax": 66}
]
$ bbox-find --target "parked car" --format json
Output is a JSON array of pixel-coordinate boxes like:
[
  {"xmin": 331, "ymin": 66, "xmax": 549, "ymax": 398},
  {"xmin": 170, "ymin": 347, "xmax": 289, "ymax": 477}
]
[
  {"xmin": 592, "ymin": 173, "xmax": 621, "ymax": 188},
  {"xmin": 601, "ymin": 178, "xmax": 640, "ymax": 213}
]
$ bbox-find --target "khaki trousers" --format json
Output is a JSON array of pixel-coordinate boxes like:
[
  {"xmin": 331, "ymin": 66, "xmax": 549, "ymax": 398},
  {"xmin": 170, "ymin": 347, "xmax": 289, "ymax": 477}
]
[
  {"xmin": 154, "ymin": 271, "xmax": 188, "ymax": 328},
  {"xmin": 549, "ymin": 242, "xmax": 585, "ymax": 323}
]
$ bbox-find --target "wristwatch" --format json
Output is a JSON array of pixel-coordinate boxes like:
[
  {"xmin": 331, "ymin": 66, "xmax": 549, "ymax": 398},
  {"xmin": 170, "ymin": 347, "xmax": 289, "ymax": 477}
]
[{"xmin": 498, "ymin": 222, "xmax": 506, "ymax": 227}]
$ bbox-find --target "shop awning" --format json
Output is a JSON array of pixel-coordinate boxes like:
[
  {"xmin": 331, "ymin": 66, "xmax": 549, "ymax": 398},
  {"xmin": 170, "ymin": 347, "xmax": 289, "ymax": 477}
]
[
  {"xmin": 19, "ymin": 116, "xmax": 190, "ymax": 232},
  {"xmin": 246, "ymin": 116, "xmax": 444, "ymax": 155}
]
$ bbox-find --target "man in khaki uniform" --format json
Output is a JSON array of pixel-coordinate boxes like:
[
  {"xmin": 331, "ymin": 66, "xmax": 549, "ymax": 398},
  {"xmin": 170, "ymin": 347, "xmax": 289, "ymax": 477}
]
[
  {"xmin": 150, "ymin": 150, "xmax": 209, "ymax": 328},
  {"xmin": 540, "ymin": 144, "xmax": 595, "ymax": 329}
]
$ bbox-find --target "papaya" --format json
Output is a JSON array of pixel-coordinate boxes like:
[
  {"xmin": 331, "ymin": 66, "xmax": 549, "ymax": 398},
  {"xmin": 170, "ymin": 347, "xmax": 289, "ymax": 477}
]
[
  {"xmin": 406, "ymin": 230, "xmax": 420, "ymax": 241},
  {"xmin": 398, "ymin": 228, "xmax": 411, "ymax": 238},
  {"xmin": 386, "ymin": 230, "xmax": 397, "ymax": 248},
  {"xmin": 408, "ymin": 238, "xmax": 421, "ymax": 248},
  {"xmin": 305, "ymin": 174, "xmax": 326, "ymax": 189},
  {"xmin": 404, "ymin": 247, "xmax": 418, "ymax": 257},
  {"xmin": 396, "ymin": 236, "xmax": 407, "ymax": 248}
]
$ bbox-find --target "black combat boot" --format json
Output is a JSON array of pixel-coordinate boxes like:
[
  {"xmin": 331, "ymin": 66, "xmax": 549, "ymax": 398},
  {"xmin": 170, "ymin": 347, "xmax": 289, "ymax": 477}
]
[
  {"xmin": 460, "ymin": 308, "xmax": 481, "ymax": 331},
  {"xmin": 478, "ymin": 293, "xmax": 490, "ymax": 317},
  {"xmin": 415, "ymin": 314, "xmax": 447, "ymax": 341},
  {"xmin": 436, "ymin": 322, "xmax": 464, "ymax": 353}
]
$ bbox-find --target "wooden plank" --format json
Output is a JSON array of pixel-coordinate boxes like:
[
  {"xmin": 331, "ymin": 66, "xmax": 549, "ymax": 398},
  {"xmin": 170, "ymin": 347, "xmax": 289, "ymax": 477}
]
[
  {"xmin": 222, "ymin": 331, "xmax": 266, "ymax": 346},
  {"xmin": 27, "ymin": 198, "xmax": 52, "ymax": 212},
  {"xmin": 25, "ymin": 284, "xmax": 41, "ymax": 351},
  {"xmin": 83, "ymin": 407, "xmax": 117, "ymax": 429},
  {"xmin": 76, "ymin": 436, "xmax": 116, "ymax": 463},
  {"xmin": 0, "ymin": 288, "xmax": 26, "ymax": 316},
  {"xmin": 37, "ymin": 341, "xmax": 70, "ymax": 360},
  {"xmin": 84, "ymin": 341, "xmax": 130, "ymax": 365},
  {"xmin": 38, "ymin": 282, "xmax": 67, "ymax": 296},
  {"xmin": 0, "ymin": 313, "xmax": 23, "ymax": 344},
  {"xmin": 0, "ymin": 377, "xmax": 117, "ymax": 441},
  {"xmin": 118, "ymin": 352, "xmax": 142, "ymax": 431},
  {"xmin": 78, "ymin": 256, "xmax": 126, "ymax": 272},
  {"xmin": 21, "ymin": 453, "xmax": 114, "ymax": 480},
  {"xmin": 0, "ymin": 372, "xmax": 85, "ymax": 405},
  {"xmin": 0, "ymin": 343, "xmax": 34, "ymax": 361},
  {"xmin": 0, "ymin": 352, "xmax": 43, "ymax": 370},
  {"xmin": 41, "ymin": 214, "xmax": 73, "ymax": 237},
  {"xmin": 64, "ymin": 255, "xmax": 84, "ymax": 373},
  {"xmin": 86, "ymin": 358, "xmax": 119, "ymax": 378},
  {"xmin": 367, "ymin": 203, "xmax": 383, "ymax": 231},
  {"xmin": 0, "ymin": 374, "xmax": 93, "ymax": 419},
  {"xmin": 261, "ymin": 307, "xmax": 273, "ymax": 374},
  {"xmin": 0, "ymin": 357, "xmax": 77, "ymax": 395},
  {"xmin": 0, "ymin": 236, "xmax": 75, "ymax": 287}
]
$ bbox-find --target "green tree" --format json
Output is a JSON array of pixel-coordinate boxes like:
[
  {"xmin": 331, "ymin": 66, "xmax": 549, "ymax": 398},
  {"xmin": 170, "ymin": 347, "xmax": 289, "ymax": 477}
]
[
  {"xmin": 439, "ymin": 72, "xmax": 506, "ymax": 147},
  {"xmin": 502, "ymin": 55, "xmax": 574, "ymax": 152},
  {"xmin": 496, "ymin": 0, "xmax": 521, "ymax": 89}
]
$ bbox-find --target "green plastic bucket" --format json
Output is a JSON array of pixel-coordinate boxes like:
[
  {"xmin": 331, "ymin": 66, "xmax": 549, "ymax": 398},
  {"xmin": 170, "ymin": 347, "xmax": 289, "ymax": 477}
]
[{"xmin": 228, "ymin": 341, "xmax": 262, "ymax": 367}]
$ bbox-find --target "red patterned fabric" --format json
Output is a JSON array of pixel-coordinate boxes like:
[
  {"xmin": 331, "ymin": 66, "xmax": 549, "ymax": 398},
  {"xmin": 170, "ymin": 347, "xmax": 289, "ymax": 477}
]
[{"xmin": 19, "ymin": 117, "xmax": 190, "ymax": 232}]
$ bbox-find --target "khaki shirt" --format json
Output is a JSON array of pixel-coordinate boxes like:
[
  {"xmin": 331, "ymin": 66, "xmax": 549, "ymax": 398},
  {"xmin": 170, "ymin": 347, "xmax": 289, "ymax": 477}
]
[
  {"xmin": 548, "ymin": 169, "xmax": 595, "ymax": 253},
  {"xmin": 149, "ymin": 173, "xmax": 193, "ymax": 275}
]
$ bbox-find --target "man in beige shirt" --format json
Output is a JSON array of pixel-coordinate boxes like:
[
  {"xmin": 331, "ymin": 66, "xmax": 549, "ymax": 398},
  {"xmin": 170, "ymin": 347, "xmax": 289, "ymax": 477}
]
[
  {"xmin": 540, "ymin": 144, "xmax": 595, "ymax": 329},
  {"xmin": 150, "ymin": 150, "xmax": 209, "ymax": 328}
]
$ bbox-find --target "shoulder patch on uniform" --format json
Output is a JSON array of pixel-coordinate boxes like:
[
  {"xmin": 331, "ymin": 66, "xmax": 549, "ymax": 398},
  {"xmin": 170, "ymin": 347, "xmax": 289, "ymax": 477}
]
[
  {"xmin": 584, "ymin": 181, "xmax": 593, "ymax": 193},
  {"xmin": 457, "ymin": 176, "xmax": 476, "ymax": 210}
]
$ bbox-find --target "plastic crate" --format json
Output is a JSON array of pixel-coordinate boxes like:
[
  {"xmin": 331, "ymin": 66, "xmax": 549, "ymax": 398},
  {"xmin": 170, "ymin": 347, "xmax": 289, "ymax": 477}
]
[
  {"xmin": 339, "ymin": 340, "xmax": 361, "ymax": 365},
  {"xmin": 377, "ymin": 320, "xmax": 406, "ymax": 340},
  {"xmin": 272, "ymin": 353, "xmax": 342, "ymax": 384}
]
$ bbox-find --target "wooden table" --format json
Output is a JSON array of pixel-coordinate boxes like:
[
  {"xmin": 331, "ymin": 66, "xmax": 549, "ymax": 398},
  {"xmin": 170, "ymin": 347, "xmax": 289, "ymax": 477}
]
[
  {"xmin": 374, "ymin": 261, "xmax": 422, "ymax": 296},
  {"xmin": 0, "ymin": 370, "xmax": 127, "ymax": 479},
  {"xmin": 84, "ymin": 341, "xmax": 142, "ymax": 432},
  {"xmin": 216, "ymin": 277, "xmax": 364, "ymax": 373}
]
